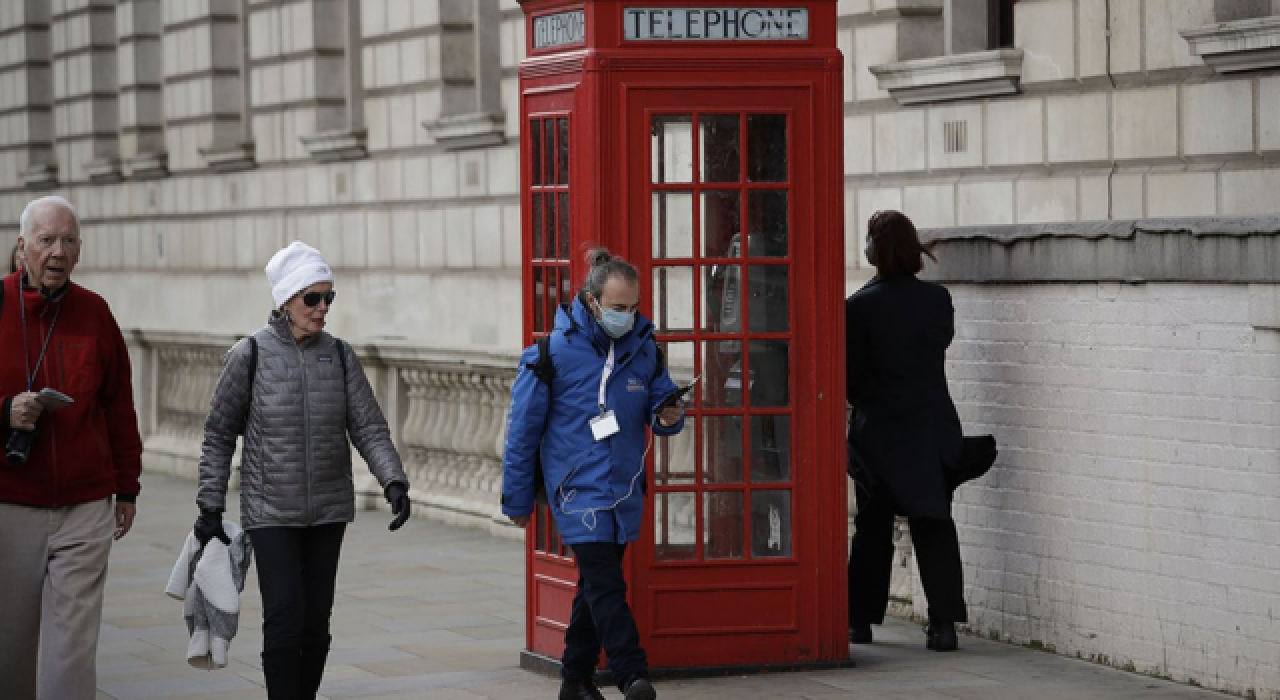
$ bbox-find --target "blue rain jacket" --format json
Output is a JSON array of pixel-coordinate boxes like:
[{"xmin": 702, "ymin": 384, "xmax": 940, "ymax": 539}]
[{"xmin": 501, "ymin": 297, "xmax": 685, "ymax": 544}]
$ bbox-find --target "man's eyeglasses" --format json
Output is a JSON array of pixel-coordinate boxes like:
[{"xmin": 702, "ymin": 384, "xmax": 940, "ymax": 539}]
[{"xmin": 302, "ymin": 290, "xmax": 336, "ymax": 307}]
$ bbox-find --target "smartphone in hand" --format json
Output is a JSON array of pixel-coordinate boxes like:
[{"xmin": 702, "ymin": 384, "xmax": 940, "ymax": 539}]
[
  {"xmin": 658, "ymin": 375, "xmax": 702, "ymax": 410},
  {"xmin": 35, "ymin": 388, "xmax": 74, "ymax": 412}
]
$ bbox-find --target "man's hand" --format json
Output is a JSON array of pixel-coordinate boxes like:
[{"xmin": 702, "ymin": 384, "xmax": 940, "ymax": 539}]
[
  {"xmin": 657, "ymin": 403, "xmax": 684, "ymax": 427},
  {"xmin": 509, "ymin": 515, "xmax": 531, "ymax": 527},
  {"xmin": 114, "ymin": 502, "xmax": 136, "ymax": 540},
  {"xmin": 9, "ymin": 392, "xmax": 44, "ymax": 431}
]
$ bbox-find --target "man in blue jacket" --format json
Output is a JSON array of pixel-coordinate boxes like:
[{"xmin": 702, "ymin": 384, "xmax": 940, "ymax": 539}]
[{"xmin": 503, "ymin": 249, "xmax": 686, "ymax": 700}]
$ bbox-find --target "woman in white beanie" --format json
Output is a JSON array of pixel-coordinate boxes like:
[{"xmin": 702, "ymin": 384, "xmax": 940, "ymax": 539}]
[{"xmin": 194, "ymin": 241, "xmax": 412, "ymax": 699}]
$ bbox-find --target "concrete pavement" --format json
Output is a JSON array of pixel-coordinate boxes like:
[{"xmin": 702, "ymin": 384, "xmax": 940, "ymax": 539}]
[{"xmin": 94, "ymin": 472, "xmax": 1230, "ymax": 699}]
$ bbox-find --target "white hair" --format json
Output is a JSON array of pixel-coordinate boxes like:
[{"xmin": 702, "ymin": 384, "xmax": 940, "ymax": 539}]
[{"xmin": 19, "ymin": 195, "xmax": 80, "ymax": 238}]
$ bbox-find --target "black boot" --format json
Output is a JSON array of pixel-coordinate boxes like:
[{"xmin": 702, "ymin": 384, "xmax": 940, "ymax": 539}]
[
  {"xmin": 624, "ymin": 677, "xmax": 657, "ymax": 700},
  {"xmin": 559, "ymin": 678, "xmax": 607, "ymax": 700},
  {"xmin": 850, "ymin": 624, "xmax": 873, "ymax": 644},
  {"xmin": 261, "ymin": 648, "xmax": 302, "ymax": 700},
  {"xmin": 300, "ymin": 634, "xmax": 332, "ymax": 700},
  {"xmin": 925, "ymin": 621, "xmax": 958, "ymax": 652}
]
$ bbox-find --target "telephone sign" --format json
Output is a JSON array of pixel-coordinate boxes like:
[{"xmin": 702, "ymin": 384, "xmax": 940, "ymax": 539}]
[{"xmin": 623, "ymin": 7, "xmax": 809, "ymax": 40}]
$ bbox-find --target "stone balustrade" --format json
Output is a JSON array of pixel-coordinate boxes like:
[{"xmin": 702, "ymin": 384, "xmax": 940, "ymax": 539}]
[{"xmin": 127, "ymin": 330, "xmax": 524, "ymax": 539}]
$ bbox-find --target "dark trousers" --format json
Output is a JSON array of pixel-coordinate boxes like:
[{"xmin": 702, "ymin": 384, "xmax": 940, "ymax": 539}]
[
  {"xmin": 562, "ymin": 542, "xmax": 648, "ymax": 691},
  {"xmin": 848, "ymin": 486, "xmax": 967, "ymax": 626},
  {"xmin": 249, "ymin": 523, "xmax": 346, "ymax": 700}
]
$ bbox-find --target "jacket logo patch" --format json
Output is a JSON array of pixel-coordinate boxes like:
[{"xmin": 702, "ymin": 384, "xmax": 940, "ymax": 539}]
[
  {"xmin": 318, "ymin": 355, "xmax": 334, "ymax": 363},
  {"xmin": 627, "ymin": 377, "xmax": 645, "ymax": 392}
]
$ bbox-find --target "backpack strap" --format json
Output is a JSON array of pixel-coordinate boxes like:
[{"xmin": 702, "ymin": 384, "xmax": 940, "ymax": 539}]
[
  {"xmin": 530, "ymin": 335, "xmax": 556, "ymax": 386},
  {"xmin": 244, "ymin": 335, "xmax": 258, "ymax": 418},
  {"xmin": 335, "ymin": 338, "xmax": 348, "ymax": 376}
]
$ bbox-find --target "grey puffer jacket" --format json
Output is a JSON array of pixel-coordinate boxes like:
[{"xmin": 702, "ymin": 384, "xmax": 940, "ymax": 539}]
[{"xmin": 197, "ymin": 312, "xmax": 407, "ymax": 528}]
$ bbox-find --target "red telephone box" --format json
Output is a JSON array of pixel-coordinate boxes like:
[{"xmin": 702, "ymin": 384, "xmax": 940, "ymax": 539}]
[{"xmin": 518, "ymin": 0, "xmax": 847, "ymax": 671}]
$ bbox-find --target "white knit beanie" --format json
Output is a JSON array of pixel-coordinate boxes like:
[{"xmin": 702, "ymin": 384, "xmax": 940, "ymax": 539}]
[{"xmin": 265, "ymin": 242, "xmax": 333, "ymax": 308}]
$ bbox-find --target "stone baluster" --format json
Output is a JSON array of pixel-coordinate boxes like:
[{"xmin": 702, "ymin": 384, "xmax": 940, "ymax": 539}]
[
  {"xmin": 479, "ymin": 374, "xmax": 506, "ymax": 460},
  {"xmin": 434, "ymin": 370, "xmax": 461, "ymax": 462},
  {"xmin": 419, "ymin": 370, "xmax": 442, "ymax": 460}
]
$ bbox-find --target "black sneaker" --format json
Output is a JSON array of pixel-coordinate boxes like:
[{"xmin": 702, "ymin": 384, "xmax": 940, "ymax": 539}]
[
  {"xmin": 559, "ymin": 678, "xmax": 606, "ymax": 700},
  {"xmin": 624, "ymin": 677, "xmax": 657, "ymax": 700},
  {"xmin": 850, "ymin": 624, "xmax": 873, "ymax": 644}
]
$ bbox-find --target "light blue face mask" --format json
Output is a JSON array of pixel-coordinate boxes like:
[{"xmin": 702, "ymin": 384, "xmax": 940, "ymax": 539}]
[{"xmin": 594, "ymin": 298, "xmax": 635, "ymax": 339}]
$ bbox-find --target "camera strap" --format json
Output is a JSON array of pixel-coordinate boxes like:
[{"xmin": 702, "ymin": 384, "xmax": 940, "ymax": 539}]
[{"xmin": 18, "ymin": 290, "xmax": 62, "ymax": 391}]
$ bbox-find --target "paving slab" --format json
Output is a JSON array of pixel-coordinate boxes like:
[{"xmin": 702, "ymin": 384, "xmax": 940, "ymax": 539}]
[{"xmin": 93, "ymin": 472, "xmax": 1230, "ymax": 699}]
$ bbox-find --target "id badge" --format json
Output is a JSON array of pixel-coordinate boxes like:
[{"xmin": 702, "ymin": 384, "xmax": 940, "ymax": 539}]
[{"xmin": 590, "ymin": 410, "xmax": 620, "ymax": 441}]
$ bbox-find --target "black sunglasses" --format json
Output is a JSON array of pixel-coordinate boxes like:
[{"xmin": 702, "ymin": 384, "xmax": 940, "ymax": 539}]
[{"xmin": 301, "ymin": 290, "xmax": 337, "ymax": 307}]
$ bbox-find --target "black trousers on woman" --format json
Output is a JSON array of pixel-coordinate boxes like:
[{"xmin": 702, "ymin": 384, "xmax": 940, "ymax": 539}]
[
  {"xmin": 249, "ymin": 523, "xmax": 347, "ymax": 700},
  {"xmin": 847, "ymin": 484, "xmax": 967, "ymax": 627}
]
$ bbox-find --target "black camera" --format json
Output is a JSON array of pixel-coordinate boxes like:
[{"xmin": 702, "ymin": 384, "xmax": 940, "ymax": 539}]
[{"xmin": 5, "ymin": 427, "xmax": 37, "ymax": 466}]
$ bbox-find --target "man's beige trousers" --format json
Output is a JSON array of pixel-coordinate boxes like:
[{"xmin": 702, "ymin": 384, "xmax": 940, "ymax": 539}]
[{"xmin": 0, "ymin": 498, "xmax": 114, "ymax": 700}]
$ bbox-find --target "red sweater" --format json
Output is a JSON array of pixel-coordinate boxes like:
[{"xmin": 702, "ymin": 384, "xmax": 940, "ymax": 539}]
[{"xmin": 0, "ymin": 273, "xmax": 143, "ymax": 507}]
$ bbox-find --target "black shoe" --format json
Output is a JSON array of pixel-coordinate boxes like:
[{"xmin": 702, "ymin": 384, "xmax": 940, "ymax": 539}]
[
  {"xmin": 624, "ymin": 677, "xmax": 657, "ymax": 700},
  {"xmin": 850, "ymin": 624, "xmax": 873, "ymax": 644},
  {"xmin": 925, "ymin": 621, "xmax": 958, "ymax": 652},
  {"xmin": 559, "ymin": 678, "xmax": 607, "ymax": 700}
]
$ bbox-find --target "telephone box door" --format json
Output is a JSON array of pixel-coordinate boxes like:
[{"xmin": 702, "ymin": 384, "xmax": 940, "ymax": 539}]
[{"xmin": 630, "ymin": 85, "xmax": 843, "ymax": 667}]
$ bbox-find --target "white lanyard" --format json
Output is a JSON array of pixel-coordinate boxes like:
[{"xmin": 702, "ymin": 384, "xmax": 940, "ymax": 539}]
[{"xmin": 598, "ymin": 343, "xmax": 615, "ymax": 412}]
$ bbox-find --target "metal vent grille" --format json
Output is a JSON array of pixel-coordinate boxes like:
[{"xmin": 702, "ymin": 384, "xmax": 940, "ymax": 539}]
[{"xmin": 943, "ymin": 120, "xmax": 968, "ymax": 154}]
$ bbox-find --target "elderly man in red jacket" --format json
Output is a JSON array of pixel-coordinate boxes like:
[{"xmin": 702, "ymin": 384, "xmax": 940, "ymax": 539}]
[{"xmin": 0, "ymin": 195, "xmax": 143, "ymax": 700}]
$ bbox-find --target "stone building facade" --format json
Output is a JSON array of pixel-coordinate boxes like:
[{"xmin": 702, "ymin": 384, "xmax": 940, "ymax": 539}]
[{"xmin": 0, "ymin": 0, "xmax": 1278, "ymax": 697}]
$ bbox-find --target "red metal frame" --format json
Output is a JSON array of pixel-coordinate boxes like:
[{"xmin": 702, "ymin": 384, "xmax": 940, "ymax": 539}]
[{"xmin": 518, "ymin": 0, "xmax": 846, "ymax": 670}]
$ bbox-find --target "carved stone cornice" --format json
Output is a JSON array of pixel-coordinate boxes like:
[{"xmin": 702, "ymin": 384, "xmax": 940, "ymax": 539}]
[
  {"xmin": 869, "ymin": 48, "xmax": 1023, "ymax": 106},
  {"xmin": 1181, "ymin": 16, "xmax": 1280, "ymax": 74},
  {"xmin": 124, "ymin": 151, "xmax": 169, "ymax": 180},
  {"xmin": 19, "ymin": 162, "xmax": 58, "ymax": 190},
  {"xmin": 425, "ymin": 112, "xmax": 507, "ymax": 151},
  {"xmin": 200, "ymin": 143, "xmax": 256, "ymax": 173},
  {"xmin": 300, "ymin": 129, "xmax": 368, "ymax": 163}
]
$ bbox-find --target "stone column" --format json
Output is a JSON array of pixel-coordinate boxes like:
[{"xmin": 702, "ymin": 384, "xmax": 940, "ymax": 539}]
[
  {"xmin": 1, "ymin": 1, "xmax": 57, "ymax": 190},
  {"xmin": 162, "ymin": 0, "xmax": 254, "ymax": 172},
  {"xmin": 945, "ymin": 0, "xmax": 995, "ymax": 54},
  {"xmin": 424, "ymin": 0, "xmax": 505, "ymax": 150},
  {"xmin": 248, "ymin": 0, "xmax": 366, "ymax": 162},
  {"xmin": 117, "ymin": 0, "xmax": 166, "ymax": 178},
  {"xmin": 52, "ymin": 0, "xmax": 121, "ymax": 184},
  {"xmin": 1214, "ymin": 0, "xmax": 1272, "ymax": 21}
]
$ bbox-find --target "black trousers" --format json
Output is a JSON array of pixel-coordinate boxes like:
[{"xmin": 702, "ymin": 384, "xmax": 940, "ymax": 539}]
[
  {"xmin": 847, "ymin": 485, "xmax": 967, "ymax": 626},
  {"xmin": 249, "ymin": 523, "xmax": 346, "ymax": 700},
  {"xmin": 561, "ymin": 542, "xmax": 648, "ymax": 691}
]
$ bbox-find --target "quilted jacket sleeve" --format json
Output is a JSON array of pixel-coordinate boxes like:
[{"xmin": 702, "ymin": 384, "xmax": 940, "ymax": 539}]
[
  {"xmin": 197, "ymin": 338, "xmax": 253, "ymax": 512},
  {"xmin": 342, "ymin": 341, "xmax": 408, "ymax": 490}
]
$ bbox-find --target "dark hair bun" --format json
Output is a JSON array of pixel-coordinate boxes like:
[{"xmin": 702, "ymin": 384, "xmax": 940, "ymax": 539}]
[{"xmin": 585, "ymin": 247, "xmax": 614, "ymax": 268}]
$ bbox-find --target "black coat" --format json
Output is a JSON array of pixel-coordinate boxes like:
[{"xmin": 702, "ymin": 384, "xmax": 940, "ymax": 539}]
[{"xmin": 846, "ymin": 275, "xmax": 963, "ymax": 519}]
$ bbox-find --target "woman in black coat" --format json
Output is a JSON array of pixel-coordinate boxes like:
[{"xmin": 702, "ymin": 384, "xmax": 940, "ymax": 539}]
[{"xmin": 846, "ymin": 210, "xmax": 967, "ymax": 651}]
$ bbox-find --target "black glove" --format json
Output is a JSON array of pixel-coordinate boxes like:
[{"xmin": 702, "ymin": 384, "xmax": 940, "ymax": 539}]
[
  {"xmin": 385, "ymin": 482, "xmax": 410, "ymax": 532},
  {"xmin": 193, "ymin": 509, "xmax": 230, "ymax": 546}
]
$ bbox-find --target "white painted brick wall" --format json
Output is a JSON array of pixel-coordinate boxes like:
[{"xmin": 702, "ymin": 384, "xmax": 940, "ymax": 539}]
[{"xmin": 946, "ymin": 282, "xmax": 1280, "ymax": 700}]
